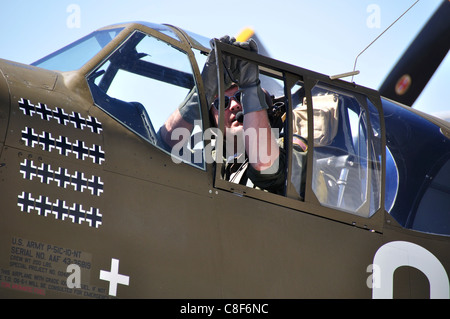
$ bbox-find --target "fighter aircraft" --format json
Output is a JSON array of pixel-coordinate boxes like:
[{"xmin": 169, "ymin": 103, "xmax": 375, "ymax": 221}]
[{"xmin": 0, "ymin": 6, "xmax": 449, "ymax": 300}]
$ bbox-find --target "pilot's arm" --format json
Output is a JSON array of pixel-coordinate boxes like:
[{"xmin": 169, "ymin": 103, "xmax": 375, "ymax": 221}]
[
  {"xmin": 158, "ymin": 88, "xmax": 199, "ymax": 148},
  {"xmin": 159, "ymin": 35, "xmax": 234, "ymax": 149},
  {"xmin": 202, "ymin": 36, "xmax": 281, "ymax": 175},
  {"xmin": 232, "ymin": 39, "xmax": 280, "ymax": 174}
]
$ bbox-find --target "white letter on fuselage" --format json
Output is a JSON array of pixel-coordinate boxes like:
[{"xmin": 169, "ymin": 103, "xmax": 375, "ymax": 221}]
[{"xmin": 371, "ymin": 241, "xmax": 449, "ymax": 299}]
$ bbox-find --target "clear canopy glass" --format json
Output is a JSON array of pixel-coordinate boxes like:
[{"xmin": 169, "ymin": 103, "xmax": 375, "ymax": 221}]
[{"xmin": 32, "ymin": 28, "xmax": 124, "ymax": 72}]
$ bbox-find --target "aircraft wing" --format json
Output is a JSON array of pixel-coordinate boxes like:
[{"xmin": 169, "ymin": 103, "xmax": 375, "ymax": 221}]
[{"xmin": 379, "ymin": 0, "xmax": 450, "ymax": 106}]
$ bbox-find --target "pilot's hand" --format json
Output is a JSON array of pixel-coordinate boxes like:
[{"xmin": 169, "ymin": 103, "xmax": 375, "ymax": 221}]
[
  {"xmin": 232, "ymin": 39, "xmax": 269, "ymax": 114},
  {"xmin": 232, "ymin": 39, "xmax": 259, "ymax": 87},
  {"xmin": 201, "ymin": 35, "xmax": 236, "ymax": 107}
]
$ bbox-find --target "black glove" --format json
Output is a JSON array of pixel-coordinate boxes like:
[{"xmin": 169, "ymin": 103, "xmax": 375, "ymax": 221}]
[
  {"xmin": 201, "ymin": 35, "xmax": 236, "ymax": 108},
  {"xmin": 231, "ymin": 39, "xmax": 269, "ymax": 114},
  {"xmin": 232, "ymin": 39, "xmax": 259, "ymax": 87}
]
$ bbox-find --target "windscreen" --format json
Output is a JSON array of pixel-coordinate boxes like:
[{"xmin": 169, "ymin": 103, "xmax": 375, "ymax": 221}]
[{"xmin": 32, "ymin": 28, "xmax": 124, "ymax": 72}]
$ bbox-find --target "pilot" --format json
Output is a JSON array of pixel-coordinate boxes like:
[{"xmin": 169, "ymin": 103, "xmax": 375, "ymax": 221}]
[
  {"xmin": 208, "ymin": 83, "xmax": 286, "ymax": 194},
  {"xmin": 159, "ymin": 36, "xmax": 304, "ymax": 196}
]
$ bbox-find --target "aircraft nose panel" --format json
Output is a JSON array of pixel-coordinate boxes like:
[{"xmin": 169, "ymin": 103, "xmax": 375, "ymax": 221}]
[{"xmin": 0, "ymin": 60, "xmax": 57, "ymax": 92}]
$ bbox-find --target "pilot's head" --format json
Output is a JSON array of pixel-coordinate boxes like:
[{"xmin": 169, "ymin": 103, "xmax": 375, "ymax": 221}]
[
  {"xmin": 209, "ymin": 84, "xmax": 243, "ymax": 136},
  {"xmin": 209, "ymin": 84, "xmax": 273, "ymax": 137}
]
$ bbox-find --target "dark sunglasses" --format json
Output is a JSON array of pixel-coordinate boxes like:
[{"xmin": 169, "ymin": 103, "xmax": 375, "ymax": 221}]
[{"xmin": 212, "ymin": 91, "xmax": 242, "ymax": 110}]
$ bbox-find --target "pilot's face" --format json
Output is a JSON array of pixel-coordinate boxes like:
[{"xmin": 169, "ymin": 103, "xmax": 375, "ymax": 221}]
[{"xmin": 210, "ymin": 86, "xmax": 243, "ymax": 136}]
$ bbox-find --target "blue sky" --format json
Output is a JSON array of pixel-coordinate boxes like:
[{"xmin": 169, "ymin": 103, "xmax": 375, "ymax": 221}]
[{"xmin": 0, "ymin": 0, "xmax": 447, "ymax": 116}]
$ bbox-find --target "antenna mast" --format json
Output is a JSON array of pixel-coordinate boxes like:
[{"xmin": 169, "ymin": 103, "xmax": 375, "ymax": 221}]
[
  {"xmin": 350, "ymin": 0, "xmax": 420, "ymax": 82},
  {"xmin": 330, "ymin": 0, "xmax": 420, "ymax": 81}
]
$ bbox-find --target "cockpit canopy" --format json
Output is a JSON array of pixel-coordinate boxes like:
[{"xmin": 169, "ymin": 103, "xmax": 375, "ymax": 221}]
[{"xmin": 32, "ymin": 22, "xmax": 211, "ymax": 73}]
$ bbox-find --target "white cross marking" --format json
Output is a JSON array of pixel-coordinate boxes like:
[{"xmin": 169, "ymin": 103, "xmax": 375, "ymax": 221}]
[{"xmin": 99, "ymin": 258, "xmax": 130, "ymax": 297}]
